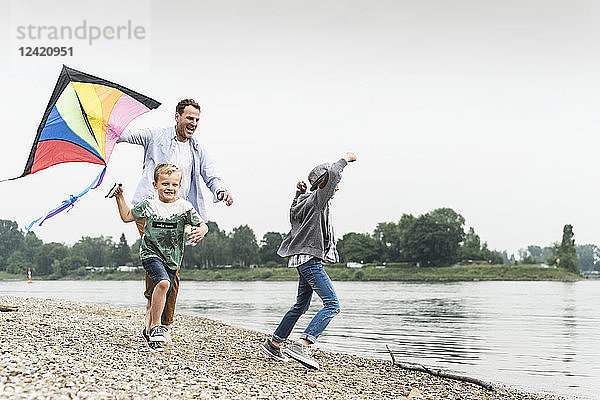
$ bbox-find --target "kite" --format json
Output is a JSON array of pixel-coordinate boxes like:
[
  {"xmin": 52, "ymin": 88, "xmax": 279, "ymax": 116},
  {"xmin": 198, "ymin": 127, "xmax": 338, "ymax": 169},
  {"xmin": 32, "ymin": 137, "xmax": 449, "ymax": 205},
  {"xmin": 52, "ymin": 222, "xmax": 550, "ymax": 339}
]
[{"xmin": 2, "ymin": 65, "xmax": 160, "ymax": 230}]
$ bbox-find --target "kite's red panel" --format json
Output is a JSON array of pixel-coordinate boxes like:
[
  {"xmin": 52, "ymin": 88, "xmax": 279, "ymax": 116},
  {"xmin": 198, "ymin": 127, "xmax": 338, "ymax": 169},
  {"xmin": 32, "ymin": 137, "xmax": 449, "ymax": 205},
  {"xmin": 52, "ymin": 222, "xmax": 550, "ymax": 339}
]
[{"xmin": 30, "ymin": 140, "xmax": 105, "ymax": 174}]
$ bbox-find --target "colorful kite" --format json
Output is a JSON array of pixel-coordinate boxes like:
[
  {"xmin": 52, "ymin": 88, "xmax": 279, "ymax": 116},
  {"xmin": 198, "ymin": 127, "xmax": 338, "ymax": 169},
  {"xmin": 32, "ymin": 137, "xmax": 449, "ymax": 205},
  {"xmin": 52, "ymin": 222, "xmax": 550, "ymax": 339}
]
[{"xmin": 2, "ymin": 65, "xmax": 160, "ymax": 230}]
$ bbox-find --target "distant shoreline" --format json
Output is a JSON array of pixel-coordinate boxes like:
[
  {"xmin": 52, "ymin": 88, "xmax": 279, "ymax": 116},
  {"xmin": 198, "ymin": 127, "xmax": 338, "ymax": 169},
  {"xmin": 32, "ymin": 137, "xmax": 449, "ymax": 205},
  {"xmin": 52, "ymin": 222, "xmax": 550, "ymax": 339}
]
[{"xmin": 1, "ymin": 264, "xmax": 584, "ymax": 282}]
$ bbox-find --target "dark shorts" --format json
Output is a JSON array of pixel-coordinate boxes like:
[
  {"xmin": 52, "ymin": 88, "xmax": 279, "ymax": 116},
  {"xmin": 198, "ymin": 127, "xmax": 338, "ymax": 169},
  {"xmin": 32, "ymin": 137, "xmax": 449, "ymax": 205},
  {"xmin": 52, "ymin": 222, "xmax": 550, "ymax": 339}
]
[{"xmin": 142, "ymin": 257, "xmax": 176, "ymax": 295}]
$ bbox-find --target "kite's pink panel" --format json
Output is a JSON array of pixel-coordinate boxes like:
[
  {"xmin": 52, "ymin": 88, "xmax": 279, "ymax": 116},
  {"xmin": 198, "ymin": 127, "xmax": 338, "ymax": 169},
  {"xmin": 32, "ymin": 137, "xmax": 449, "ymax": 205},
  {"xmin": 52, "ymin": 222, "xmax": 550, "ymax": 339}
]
[
  {"xmin": 104, "ymin": 94, "xmax": 150, "ymax": 162},
  {"xmin": 31, "ymin": 140, "xmax": 105, "ymax": 174},
  {"xmin": 93, "ymin": 84, "xmax": 123, "ymax": 154}
]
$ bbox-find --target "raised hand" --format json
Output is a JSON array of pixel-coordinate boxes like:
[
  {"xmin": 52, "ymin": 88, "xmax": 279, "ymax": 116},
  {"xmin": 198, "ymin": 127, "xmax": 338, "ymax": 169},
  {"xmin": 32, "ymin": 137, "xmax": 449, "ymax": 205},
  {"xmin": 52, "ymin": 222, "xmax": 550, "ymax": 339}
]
[
  {"xmin": 345, "ymin": 152, "xmax": 357, "ymax": 163},
  {"xmin": 297, "ymin": 181, "xmax": 307, "ymax": 194}
]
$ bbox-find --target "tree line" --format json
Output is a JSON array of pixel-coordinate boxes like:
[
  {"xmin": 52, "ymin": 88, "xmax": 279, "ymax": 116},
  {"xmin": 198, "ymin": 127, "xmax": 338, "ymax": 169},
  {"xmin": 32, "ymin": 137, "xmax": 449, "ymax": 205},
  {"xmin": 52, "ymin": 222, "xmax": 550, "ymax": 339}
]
[
  {"xmin": 0, "ymin": 208, "xmax": 586, "ymax": 277},
  {"xmin": 519, "ymin": 224, "xmax": 592, "ymax": 274}
]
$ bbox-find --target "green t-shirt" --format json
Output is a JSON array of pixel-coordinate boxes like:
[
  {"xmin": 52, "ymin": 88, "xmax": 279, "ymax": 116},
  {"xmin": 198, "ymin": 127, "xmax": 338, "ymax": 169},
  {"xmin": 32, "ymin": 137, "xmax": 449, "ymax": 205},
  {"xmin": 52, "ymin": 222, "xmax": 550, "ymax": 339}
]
[{"xmin": 131, "ymin": 196, "xmax": 202, "ymax": 270}]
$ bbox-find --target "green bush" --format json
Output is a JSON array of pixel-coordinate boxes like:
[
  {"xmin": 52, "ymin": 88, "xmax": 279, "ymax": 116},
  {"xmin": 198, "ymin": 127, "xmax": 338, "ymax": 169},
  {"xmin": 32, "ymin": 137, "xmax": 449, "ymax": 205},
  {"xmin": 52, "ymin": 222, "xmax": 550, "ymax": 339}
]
[
  {"xmin": 263, "ymin": 261, "xmax": 279, "ymax": 268},
  {"xmin": 260, "ymin": 270, "xmax": 273, "ymax": 279},
  {"xmin": 383, "ymin": 263, "xmax": 413, "ymax": 268}
]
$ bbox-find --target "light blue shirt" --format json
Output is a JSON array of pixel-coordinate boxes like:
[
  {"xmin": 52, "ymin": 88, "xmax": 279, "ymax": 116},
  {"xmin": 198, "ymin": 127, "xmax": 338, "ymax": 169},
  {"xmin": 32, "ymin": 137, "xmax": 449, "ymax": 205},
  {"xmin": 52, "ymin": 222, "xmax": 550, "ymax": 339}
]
[{"xmin": 117, "ymin": 126, "xmax": 227, "ymax": 222}]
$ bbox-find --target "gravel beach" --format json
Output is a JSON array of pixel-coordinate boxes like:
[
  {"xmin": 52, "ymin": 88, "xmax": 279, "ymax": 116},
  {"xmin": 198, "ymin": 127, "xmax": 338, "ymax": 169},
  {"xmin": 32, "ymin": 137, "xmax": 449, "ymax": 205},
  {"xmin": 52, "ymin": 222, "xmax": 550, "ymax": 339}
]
[{"xmin": 1, "ymin": 296, "xmax": 564, "ymax": 400}]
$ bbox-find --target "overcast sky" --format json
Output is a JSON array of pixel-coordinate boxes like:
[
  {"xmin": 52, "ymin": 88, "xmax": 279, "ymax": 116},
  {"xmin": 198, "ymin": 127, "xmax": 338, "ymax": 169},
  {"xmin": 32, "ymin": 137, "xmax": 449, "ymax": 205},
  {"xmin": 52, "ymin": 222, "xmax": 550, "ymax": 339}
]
[{"xmin": 1, "ymin": 0, "xmax": 600, "ymax": 256}]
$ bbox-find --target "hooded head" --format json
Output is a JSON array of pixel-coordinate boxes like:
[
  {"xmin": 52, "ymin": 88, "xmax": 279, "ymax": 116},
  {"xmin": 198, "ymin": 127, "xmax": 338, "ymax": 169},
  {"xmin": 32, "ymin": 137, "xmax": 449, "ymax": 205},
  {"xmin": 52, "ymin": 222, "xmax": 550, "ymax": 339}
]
[{"xmin": 308, "ymin": 163, "xmax": 330, "ymax": 191}]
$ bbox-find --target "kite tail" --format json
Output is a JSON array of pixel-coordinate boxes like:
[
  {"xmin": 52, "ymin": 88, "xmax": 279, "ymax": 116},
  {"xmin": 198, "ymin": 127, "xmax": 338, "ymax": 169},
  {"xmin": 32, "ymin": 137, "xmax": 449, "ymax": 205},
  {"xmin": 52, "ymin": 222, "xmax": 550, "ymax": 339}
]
[
  {"xmin": 91, "ymin": 167, "xmax": 106, "ymax": 189},
  {"xmin": 25, "ymin": 167, "xmax": 107, "ymax": 231}
]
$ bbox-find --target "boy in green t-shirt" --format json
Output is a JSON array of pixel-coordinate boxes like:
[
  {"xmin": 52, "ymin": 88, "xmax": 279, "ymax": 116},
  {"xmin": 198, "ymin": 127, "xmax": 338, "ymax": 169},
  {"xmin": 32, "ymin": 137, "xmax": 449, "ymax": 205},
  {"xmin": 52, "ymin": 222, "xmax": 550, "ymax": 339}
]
[{"xmin": 112, "ymin": 163, "xmax": 207, "ymax": 352}]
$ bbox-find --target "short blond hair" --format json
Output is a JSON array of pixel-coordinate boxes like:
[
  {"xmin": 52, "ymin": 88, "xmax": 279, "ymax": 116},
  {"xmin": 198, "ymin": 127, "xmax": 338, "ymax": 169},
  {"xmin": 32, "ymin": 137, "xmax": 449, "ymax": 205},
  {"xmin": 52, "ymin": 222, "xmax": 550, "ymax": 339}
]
[{"xmin": 154, "ymin": 163, "xmax": 182, "ymax": 183}]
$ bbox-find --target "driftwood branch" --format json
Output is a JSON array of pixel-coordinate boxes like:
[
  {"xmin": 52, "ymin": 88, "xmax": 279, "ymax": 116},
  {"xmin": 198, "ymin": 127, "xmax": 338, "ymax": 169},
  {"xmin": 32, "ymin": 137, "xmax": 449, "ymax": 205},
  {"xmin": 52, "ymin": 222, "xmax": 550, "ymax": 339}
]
[
  {"xmin": 386, "ymin": 345, "xmax": 494, "ymax": 391},
  {"xmin": 0, "ymin": 305, "xmax": 18, "ymax": 312},
  {"xmin": 385, "ymin": 344, "xmax": 396, "ymax": 364}
]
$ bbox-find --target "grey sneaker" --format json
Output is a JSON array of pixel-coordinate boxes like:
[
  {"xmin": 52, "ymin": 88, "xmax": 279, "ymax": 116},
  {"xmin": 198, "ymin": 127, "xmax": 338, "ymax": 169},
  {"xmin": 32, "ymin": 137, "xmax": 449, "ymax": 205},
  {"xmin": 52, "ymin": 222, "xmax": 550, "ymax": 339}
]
[
  {"xmin": 149, "ymin": 325, "xmax": 166, "ymax": 342},
  {"xmin": 260, "ymin": 339, "xmax": 286, "ymax": 361},
  {"xmin": 284, "ymin": 341, "xmax": 319, "ymax": 369}
]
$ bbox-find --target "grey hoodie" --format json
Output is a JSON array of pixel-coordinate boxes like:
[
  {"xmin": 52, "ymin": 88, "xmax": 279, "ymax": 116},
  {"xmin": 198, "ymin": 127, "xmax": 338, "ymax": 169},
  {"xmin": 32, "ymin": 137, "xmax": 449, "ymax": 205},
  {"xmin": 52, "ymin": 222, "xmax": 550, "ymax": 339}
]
[{"xmin": 277, "ymin": 158, "xmax": 348, "ymax": 260}]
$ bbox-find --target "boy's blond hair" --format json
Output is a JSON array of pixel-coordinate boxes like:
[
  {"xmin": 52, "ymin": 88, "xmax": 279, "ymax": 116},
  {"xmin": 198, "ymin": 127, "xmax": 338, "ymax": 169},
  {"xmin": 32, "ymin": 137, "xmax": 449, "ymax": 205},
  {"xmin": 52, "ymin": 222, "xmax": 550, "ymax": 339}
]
[{"xmin": 154, "ymin": 163, "xmax": 182, "ymax": 183}]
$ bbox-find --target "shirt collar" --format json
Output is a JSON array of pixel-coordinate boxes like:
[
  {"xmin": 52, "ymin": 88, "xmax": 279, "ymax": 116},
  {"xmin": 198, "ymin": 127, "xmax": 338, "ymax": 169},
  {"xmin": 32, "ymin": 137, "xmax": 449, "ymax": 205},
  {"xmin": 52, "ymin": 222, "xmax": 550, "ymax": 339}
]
[{"xmin": 172, "ymin": 131, "xmax": 198, "ymax": 149}]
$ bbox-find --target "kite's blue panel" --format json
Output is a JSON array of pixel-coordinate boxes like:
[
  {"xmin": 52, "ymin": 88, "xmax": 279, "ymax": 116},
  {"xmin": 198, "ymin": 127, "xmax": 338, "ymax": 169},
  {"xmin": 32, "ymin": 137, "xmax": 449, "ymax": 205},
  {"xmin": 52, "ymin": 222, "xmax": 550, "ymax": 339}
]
[{"xmin": 38, "ymin": 106, "xmax": 104, "ymax": 161}]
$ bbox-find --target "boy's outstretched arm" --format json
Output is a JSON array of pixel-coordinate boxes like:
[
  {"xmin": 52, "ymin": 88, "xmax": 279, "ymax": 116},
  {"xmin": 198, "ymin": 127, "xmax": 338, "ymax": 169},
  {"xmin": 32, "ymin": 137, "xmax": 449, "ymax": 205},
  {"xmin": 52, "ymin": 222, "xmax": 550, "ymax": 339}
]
[{"xmin": 114, "ymin": 187, "xmax": 135, "ymax": 223}]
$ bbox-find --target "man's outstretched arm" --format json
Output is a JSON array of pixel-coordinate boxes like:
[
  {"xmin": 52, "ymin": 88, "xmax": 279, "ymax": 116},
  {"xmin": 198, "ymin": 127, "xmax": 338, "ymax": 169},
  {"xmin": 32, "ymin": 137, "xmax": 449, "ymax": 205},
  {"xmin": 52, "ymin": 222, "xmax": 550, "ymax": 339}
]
[{"xmin": 117, "ymin": 127, "xmax": 153, "ymax": 146}]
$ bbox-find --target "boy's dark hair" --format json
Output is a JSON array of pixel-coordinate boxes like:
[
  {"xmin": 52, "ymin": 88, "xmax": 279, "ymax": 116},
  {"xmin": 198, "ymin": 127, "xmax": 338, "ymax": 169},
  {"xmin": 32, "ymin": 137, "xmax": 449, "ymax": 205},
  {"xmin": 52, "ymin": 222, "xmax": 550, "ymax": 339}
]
[{"xmin": 176, "ymin": 99, "xmax": 201, "ymax": 115}]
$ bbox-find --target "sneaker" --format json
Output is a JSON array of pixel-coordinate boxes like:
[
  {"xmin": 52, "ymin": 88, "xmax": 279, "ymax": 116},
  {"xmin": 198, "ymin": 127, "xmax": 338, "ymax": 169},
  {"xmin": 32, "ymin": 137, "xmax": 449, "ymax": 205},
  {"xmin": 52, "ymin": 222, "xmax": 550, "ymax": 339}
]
[
  {"xmin": 105, "ymin": 183, "xmax": 122, "ymax": 198},
  {"xmin": 284, "ymin": 341, "xmax": 319, "ymax": 369},
  {"xmin": 141, "ymin": 327, "xmax": 150, "ymax": 344},
  {"xmin": 148, "ymin": 325, "xmax": 166, "ymax": 342},
  {"xmin": 147, "ymin": 340, "xmax": 164, "ymax": 353},
  {"xmin": 142, "ymin": 328, "xmax": 163, "ymax": 352},
  {"xmin": 260, "ymin": 339, "xmax": 286, "ymax": 361}
]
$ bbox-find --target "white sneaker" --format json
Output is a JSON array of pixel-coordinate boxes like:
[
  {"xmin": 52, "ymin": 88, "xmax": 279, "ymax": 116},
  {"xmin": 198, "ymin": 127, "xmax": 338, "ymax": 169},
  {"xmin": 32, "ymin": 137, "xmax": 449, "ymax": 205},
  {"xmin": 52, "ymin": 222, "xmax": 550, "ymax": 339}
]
[
  {"xmin": 284, "ymin": 341, "xmax": 319, "ymax": 369},
  {"xmin": 142, "ymin": 328, "xmax": 163, "ymax": 352},
  {"xmin": 148, "ymin": 325, "xmax": 166, "ymax": 342}
]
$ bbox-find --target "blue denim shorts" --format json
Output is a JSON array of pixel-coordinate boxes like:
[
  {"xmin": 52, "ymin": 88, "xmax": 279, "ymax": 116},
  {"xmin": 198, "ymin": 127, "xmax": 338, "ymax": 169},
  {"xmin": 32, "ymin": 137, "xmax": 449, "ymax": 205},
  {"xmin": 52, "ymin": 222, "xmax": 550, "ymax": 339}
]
[{"xmin": 142, "ymin": 257, "xmax": 176, "ymax": 289}]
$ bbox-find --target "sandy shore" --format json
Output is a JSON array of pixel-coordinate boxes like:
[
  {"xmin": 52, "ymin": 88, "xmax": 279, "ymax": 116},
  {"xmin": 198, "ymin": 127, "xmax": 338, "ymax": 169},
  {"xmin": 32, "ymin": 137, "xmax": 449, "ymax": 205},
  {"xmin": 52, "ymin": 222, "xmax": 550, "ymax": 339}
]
[{"xmin": 1, "ymin": 296, "xmax": 564, "ymax": 399}]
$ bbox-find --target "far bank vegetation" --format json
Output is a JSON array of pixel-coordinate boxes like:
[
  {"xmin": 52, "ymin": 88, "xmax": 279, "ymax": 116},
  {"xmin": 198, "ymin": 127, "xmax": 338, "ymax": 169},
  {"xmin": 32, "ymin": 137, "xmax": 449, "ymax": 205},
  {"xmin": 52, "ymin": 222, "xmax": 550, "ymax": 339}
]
[{"xmin": 0, "ymin": 209, "xmax": 592, "ymax": 280}]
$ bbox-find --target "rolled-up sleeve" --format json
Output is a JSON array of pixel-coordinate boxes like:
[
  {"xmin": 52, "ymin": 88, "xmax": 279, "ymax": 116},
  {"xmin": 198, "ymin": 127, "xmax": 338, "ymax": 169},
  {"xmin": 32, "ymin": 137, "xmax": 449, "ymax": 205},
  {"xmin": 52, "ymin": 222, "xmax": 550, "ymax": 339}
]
[{"xmin": 197, "ymin": 147, "xmax": 227, "ymax": 203}]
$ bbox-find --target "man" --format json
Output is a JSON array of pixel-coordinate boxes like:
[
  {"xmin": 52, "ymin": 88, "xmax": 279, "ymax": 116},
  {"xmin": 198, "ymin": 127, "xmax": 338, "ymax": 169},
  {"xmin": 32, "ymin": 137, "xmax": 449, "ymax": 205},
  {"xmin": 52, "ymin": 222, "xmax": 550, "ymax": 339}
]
[{"xmin": 115, "ymin": 99, "xmax": 233, "ymax": 344}]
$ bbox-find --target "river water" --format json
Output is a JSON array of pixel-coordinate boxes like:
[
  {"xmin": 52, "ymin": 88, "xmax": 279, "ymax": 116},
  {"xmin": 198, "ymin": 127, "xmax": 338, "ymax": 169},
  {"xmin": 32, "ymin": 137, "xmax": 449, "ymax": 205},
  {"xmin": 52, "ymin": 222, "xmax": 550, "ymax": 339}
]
[{"xmin": 2, "ymin": 280, "xmax": 598, "ymax": 399}]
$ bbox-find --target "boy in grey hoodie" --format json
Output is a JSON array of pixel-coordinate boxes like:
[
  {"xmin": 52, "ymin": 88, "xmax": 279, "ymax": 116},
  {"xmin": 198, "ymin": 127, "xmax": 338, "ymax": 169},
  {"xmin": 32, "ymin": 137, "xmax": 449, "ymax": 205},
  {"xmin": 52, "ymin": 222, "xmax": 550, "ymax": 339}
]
[{"xmin": 260, "ymin": 152, "xmax": 357, "ymax": 369}]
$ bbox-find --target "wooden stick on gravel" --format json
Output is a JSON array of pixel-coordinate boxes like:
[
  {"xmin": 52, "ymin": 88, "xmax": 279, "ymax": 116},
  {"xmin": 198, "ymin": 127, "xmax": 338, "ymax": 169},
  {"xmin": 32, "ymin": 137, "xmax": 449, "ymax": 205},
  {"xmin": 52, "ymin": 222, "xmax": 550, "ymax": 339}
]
[
  {"xmin": 386, "ymin": 345, "xmax": 494, "ymax": 391},
  {"xmin": 0, "ymin": 304, "xmax": 18, "ymax": 312}
]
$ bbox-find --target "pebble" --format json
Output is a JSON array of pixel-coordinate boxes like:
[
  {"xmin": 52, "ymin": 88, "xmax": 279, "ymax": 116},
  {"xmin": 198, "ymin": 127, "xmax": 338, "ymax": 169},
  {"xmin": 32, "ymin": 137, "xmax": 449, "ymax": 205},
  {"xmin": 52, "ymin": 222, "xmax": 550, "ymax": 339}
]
[{"xmin": 0, "ymin": 296, "xmax": 566, "ymax": 400}]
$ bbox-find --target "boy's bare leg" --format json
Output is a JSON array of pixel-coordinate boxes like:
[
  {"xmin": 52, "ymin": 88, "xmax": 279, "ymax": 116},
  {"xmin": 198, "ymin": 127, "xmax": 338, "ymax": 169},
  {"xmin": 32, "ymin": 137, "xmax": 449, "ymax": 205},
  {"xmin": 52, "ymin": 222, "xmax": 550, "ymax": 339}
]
[
  {"xmin": 160, "ymin": 267, "xmax": 180, "ymax": 345},
  {"xmin": 149, "ymin": 280, "xmax": 170, "ymax": 329}
]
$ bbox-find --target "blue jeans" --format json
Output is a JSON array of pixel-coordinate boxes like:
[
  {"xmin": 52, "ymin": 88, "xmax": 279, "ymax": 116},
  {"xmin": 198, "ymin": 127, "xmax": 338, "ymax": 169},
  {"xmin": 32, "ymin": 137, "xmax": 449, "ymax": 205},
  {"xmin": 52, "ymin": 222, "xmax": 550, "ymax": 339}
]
[
  {"xmin": 142, "ymin": 257, "xmax": 176, "ymax": 301},
  {"xmin": 272, "ymin": 258, "xmax": 340, "ymax": 344}
]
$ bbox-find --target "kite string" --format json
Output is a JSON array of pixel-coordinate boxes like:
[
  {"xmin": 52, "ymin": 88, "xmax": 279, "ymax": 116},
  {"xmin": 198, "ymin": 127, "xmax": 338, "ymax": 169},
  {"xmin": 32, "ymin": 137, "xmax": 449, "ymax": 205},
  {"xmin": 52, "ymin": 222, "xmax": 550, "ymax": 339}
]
[{"xmin": 25, "ymin": 167, "xmax": 107, "ymax": 231}]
